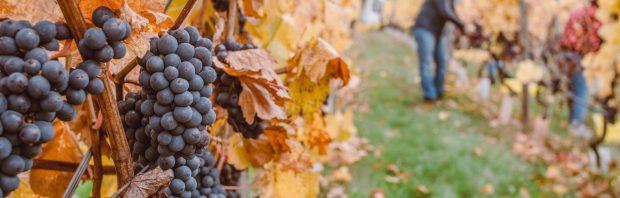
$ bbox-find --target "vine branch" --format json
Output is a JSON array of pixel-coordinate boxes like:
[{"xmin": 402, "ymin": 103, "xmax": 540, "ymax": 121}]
[
  {"xmin": 226, "ymin": 0, "xmax": 238, "ymax": 40},
  {"xmin": 57, "ymin": 0, "xmax": 134, "ymax": 187}
]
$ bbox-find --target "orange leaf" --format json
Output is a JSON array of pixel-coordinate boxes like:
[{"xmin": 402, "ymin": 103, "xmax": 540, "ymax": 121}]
[
  {"xmin": 288, "ymin": 37, "xmax": 350, "ymax": 85},
  {"xmin": 225, "ymin": 49, "xmax": 278, "ymax": 73},
  {"xmin": 263, "ymin": 125, "xmax": 290, "ymax": 153},
  {"xmin": 243, "ymin": 137, "xmax": 276, "ymax": 166},
  {"xmin": 30, "ymin": 121, "xmax": 82, "ymax": 198},
  {"xmin": 0, "ymin": 0, "xmax": 63, "ymax": 22},
  {"xmin": 242, "ymin": 0, "xmax": 262, "ymax": 18}
]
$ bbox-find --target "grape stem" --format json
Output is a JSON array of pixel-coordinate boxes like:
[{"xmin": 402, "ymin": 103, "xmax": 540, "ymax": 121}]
[
  {"xmin": 47, "ymin": 39, "xmax": 74, "ymax": 60},
  {"xmin": 223, "ymin": 186, "xmax": 240, "ymax": 190}
]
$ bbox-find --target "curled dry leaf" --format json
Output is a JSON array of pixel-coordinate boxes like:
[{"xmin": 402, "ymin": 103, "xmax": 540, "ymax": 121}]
[
  {"xmin": 30, "ymin": 121, "xmax": 82, "ymax": 198},
  {"xmin": 213, "ymin": 49, "xmax": 290, "ymax": 124},
  {"xmin": 122, "ymin": 167, "xmax": 173, "ymax": 198}
]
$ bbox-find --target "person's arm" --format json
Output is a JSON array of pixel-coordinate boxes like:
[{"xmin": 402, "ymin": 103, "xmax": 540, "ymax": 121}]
[{"xmin": 434, "ymin": 0, "xmax": 465, "ymax": 30}]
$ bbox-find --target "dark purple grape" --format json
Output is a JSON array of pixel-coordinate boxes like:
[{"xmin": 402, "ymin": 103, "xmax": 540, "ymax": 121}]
[
  {"xmin": 40, "ymin": 91, "xmax": 63, "ymax": 112},
  {"xmin": 56, "ymin": 102, "xmax": 76, "ymax": 121},
  {"xmin": 195, "ymin": 38, "xmax": 213, "ymax": 51},
  {"xmin": 169, "ymin": 178, "xmax": 185, "ymax": 194},
  {"xmin": 164, "ymin": 53, "xmax": 181, "ymax": 67},
  {"xmin": 156, "ymin": 88, "xmax": 174, "ymax": 105},
  {"xmin": 146, "ymin": 56, "xmax": 164, "ymax": 73},
  {"xmin": 171, "ymin": 29, "xmax": 190, "ymax": 44},
  {"xmin": 78, "ymin": 39, "xmax": 95, "ymax": 59},
  {"xmin": 0, "ymin": 138, "xmax": 11, "ymax": 159},
  {"xmin": 174, "ymin": 91, "xmax": 193, "ymax": 107},
  {"xmin": 19, "ymin": 124, "xmax": 40, "ymax": 145},
  {"xmin": 42, "ymin": 61, "xmax": 67, "ymax": 83},
  {"xmin": 69, "ymin": 69, "xmax": 90, "ymax": 89},
  {"xmin": 183, "ymin": 128, "xmax": 201, "ymax": 145},
  {"xmin": 42, "ymin": 39, "xmax": 60, "ymax": 51},
  {"xmin": 3, "ymin": 57, "xmax": 24, "ymax": 75},
  {"xmin": 0, "ymin": 155, "xmax": 24, "ymax": 176},
  {"xmin": 194, "ymin": 47, "xmax": 212, "ymax": 67},
  {"xmin": 55, "ymin": 21, "xmax": 72, "ymax": 40},
  {"xmin": 157, "ymin": 35, "xmax": 178, "ymax": 55},
  {"xmin": 7, "ymin": 72, "xmax": 28, "ymax": 93},
  {"xmin": 158, "ymin": 155, "xmax": 176, "ymax": 170},
  {"xmin": 149, "ymin": 72, "xmax": 169, "ymax": 91},
  {"xmin": 66, "ymin": 88, "xmax": 86, "ymax": 105},
  {"xmin": 178, "ymin": 62, "xmax": 195, "ymax": 80},
  {"xmin": 33, "ymin": 20, "xmax": 56, "ymax": 44},
  {"xmin": 28, "ymin": 75, "xmax": 51, "ymax": 99},
  {"xmin": 168, "ymin": 135, "xmax": 184, "ymax": 152},
  {"xmin": 15, "ymin": 28, "xmax": 40, "ymax": 50},
  {"xmin": 199, "ymin": 66, "xmax": 217, "ymax": 83},
  {"xmin": 173, "ymin": 106, "xmax": 192, "ymax": 123},
  {"xmin": 8, "ymin": 94, "xmax": 30, "ymax": 113},
  {"xmin": 77, "ymin": 60, "xmax": 101, "ymax": 79},
  {"xmin": 24, "ymin": 59, "xmax": 41, "ymax": 75},
  {"xmin": 83, "ymin": 28, "xmax": 106, "ymax": 50},
  {"xmin": 0, "ymin": 111, "xmax": 22, "ymax": 133},
  {"xmin": 164, "ymin": 66, "xmax": 179, "ymax": 81},
  {"xmin": 34, "ymin": 121, "xmax": 54, "ymax": 143},
  {"xmin": 103, "ymin": 18, "xmax": 125, "ymax": 41},
  {"xmin": 87, "ymin": 78, "xmax": 105, "ymax": 95},
  {"xmin": 176, "ymin": 43, "xmax": 195, "ymax": 61},
  {"xmin": 24, "ymin": 47, "xmax": 48, "ymax": 64},
  {"xmin": 92, "ymin": 7, "xmax": 116, "ymax": 27},
  {"xmin": 170, "ymin": 78, "xmax": 189, "ymax": 94},
  {"xmin": 93, "ymin": 44, "xmax": 114, "ymax": 62},
  {"xmin": 111, "ymin": 41, "xmax": 127, "ymax": 59},
  {"xmin": 161, "ymin": 112, "xmax": 178, "ymax": 130},
  {"xmin": 0, "ymin": 37, "xmax": 17, "ymax": 55}
]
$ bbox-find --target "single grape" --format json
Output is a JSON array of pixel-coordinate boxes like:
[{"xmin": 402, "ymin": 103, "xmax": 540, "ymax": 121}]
[
  {"xmin": 164, "ymin": 66, "xmax": 179, "ymax": 81},
  {"xmin": 33, "ymin": 20, "xmax": 57, "ymax": 44},
  {"xmin": 173, "ymin": 106, "xmax": 192, "ymax": 123},
  {"xmin": 94, "ymin": 44, "xmax": 114, "ymax": 62},
  {"xmin": 92, "ymin": 6, "xmax": 116, "ymax": 27},
  {"xmin": 27, "ymin": 76, "xmax": 51, "ymax": 99},
  {"xmin": 34, "ymin": 111, "xmax": 55, "ymax": 122},
  {"xmin": 8, "ymin": 94, "xmax": 30, "ymax": 113},
  {"xmin": 158, "ymin": 155, "xmax": 176, "ymax": 170},
  {"xmin": 3, "ymin": 57, "xmax": 24, "ymax": 75},
  {"xmin": 57, "ymin": 102, "xmax": 76, "ymax": 121},
  {"xmin": 199, "ymin": 66, "xmax": 217, "ymax": 83},
  {"xmin": 185, "ymin": 177, "xmax": 198, "ymax": 190},
  {"xmin": 0, "ymin": 155, "xmax": 24, "ymax": 176},
  {"xmin": 149, "ymin": 72, "xmax": 169, "ymax": 91},
  {"xmin": 111, "ymin": 41, "xmax": 127, "ymax": 59},
  {"xmin": 174, "ymin": 165, "xmax": 192, "ymax": 181},
  {"xmin": 7, "ymin": 72, "xmax": 28, "ymax": 93},
  {"xmin": 157, "ymin": 35, "xmax": 178, "ymax": 55},
  {"xmin": 184, "ymin": 26, "xmax": 200, "ymax": 45},
  {"xmin": 158, "ymin": 131, "xmax": 173, "ymax": 145},
  {"xmin": 195, "ymin": 38, "xmax": 213, "ymax": 51},
  {"xmin": 174, "ymin": 91, "xmax": 193, "ymax": 107},
  {"xmin": 188, "ymin": 58, "xmax": 202, "ymax": 73},
  {"xmin": 40, "ymin": 91, "xmax": 63, "ymax": 112},
  {"xmin": 168, "ymin": 135, "xmax": 185, "ymax": 152},
  {"xmin": 177, "ymin": 62, "xmax": 195, "ymax": 80},
  {"xmin": 122, "ymin": 21, "xmax": 131, "ymax": 40},
  {"xmin": 0, "ymin": 173, "xmax": 19, "ymax": 192},
  {"xmin": 182, "ymin": 128, "xmax": 201, "ymax": 145},
  {"xmin": 139, "ymin": 99, "xmax": 155, "ymax": 116},
  {"xmin": 194, "ymin": 97, "xmax": 212, "ymax": 114},
  {"xmin": 87, "ymin": 78, "xmax": 105, "ymax": 95},
  {"xmin": 189, "ymin": 75, "xmax": 204, "ymax": 91},
  {"xmin": 66, "ymin": 88, "xmax": 86, "ymax": 105},
  {"xmin": 156, "ymin": 88, "xmax": 174, "ymax": 105},
  {"xmin": 77, "ymin": 39, "xmax": 94, "ymax": 59},
  {"xmin": 77, "ymin": 60, "xmax": 101, "ymax": 79},
  {"xmin": 15, "ymin": 28, "xmax": 40, "ymax": 50},
  {"xmin": 170, "ymin": 78, "xmax": 190, "ymax": 94},
  {"xmin": 23, "ymin": 59, "xmax": 41, "ymax": 75},
  {"xmin": 161, "ymin": 112, "xmax": 178, "ymax": 131},
  {"xmin": 19, "ymin": 124, "xmax": 41, "ymax": 144},
  {"xmin": 34, "ymin": 121, "xmax": 54, "ymax": 143},
  {"xmin": 149, "ymin": 37, "xmax": 159, "ymax": 54},
  {"xmin": 194, "ymin": 47, "xmax": 212, "ymax": 67},
  {"xmin": 199, "ymin": 85, "xmax": 213, "ymax": 98},
  {"xmin": 102, "ymin": 18, "xmax": 125, "ymax": 41},
  {"xmin": 176, "ymin": 43, "xmax": 195, "ymax": 61},
  {"xmin": 0, "ymin": 138, "xmax": 11, "ymax": 159},
  {"xmin": 83, "ymin": 28, "xmax": 106, "ymax": 50},
  {"xmin": 153, "ymin": 102, "xmax": 171, "ymax": 116},
  {"xmin": 69, "ymin": 69, "xmax": 90, "ymax": 89},
  {"xmin": 169, "ymin": 178, "xmax": 186, "ymax": 194},
  {"xmin": 42, "ymin": 39, "xmax": 60, "ymax": 51},
  {"xmin": 42, "ymin": 61, "xmax": 67, "ymax": 83},
  {"xmin": 0, "ymin": 37, "xmax": 17, "ymax": 55},
  {"xmin": 55, "ymin": 21, "xmax": 72, "ymax": 40}
]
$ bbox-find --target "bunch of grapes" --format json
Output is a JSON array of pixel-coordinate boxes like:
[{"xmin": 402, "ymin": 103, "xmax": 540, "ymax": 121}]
[
  {"xmin": 131, "ymin": 25, "xmax": 221, "ymax": 197},
  {"xmin": 190, "ymin": 148, "xmax": 227, "ymax": 198},
  {"xmin": 76, "ymin": 6, "xmax": 131, "ymax": 95},
  {"xmin": 0, "ymin": 18, "xmax": 88, "ymax": 196},
  {"xmin": 117, "ymin": 91, "xmax": 156, "ymax": 171},
  {"xmin": 212, "ymin": 0, "xmax": 230, "ymax": 12},
  {"xmin": 219, "ymin": 163, "xmax": 242, "ymax": 198},
  {"xmin": 214, "ymin": 40, "xmax": 264, "ymax": 139}
]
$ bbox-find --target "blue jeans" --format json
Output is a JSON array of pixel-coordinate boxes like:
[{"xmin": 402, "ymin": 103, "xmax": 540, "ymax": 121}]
[
  {"xmin": 570, "ymin": 70, "xmax": 588, "ymax": 124},
  {"xmin": 413, "ymin": 28, "xmax": 448, "ymax": 99}
]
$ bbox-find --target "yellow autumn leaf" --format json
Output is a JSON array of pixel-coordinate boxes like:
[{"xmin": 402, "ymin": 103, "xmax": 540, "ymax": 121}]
[
  {"xmin": 286, "ymin": 74, "xmax": 330, "ymax": 119},
  {"xmin": 226, "ymin": 134, "xmax": 252, "ymax": 170},
  {"xmin": 260, "ymin": 163, "xmax": 319, "ymax": 198}
]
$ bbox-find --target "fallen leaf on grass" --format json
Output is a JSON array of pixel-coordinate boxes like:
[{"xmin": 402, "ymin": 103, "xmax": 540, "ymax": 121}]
[
  {"xmin": 519, "ymin": 188, "xmax": 530, "ymax": 198},
  {"xmin": 545, "ymin": 165, "xmax": 562, "ymax": 180},
  {"xmin": 472, "ymin": 147, "xmax": 484, "ymax": 157},
  {"xmin": 384, "ymin": 175, "xmax": 401, "ymax": 183},
  {"xmin": 479, "ymin": 183, "xmax": 494, "ymax": 195},
  {"xmin": 331, "ymin": 166, "xmax": 352, "ymax": 183},
  {"xmin": 386, "ymin": 163, "xmax": 400, "ymax": 175},
  {"xmin": 552, "ymin": 184, "xmax": 568, "ymax": 195},
  {"xmin": 438, "ymin": 111, "xmax": 450, "ymax": 121},
  {"xmin": 371, "ymin": 188, "xmax": 386, "ymax": 198},
  {"xmin": 416, "ymin": 185, "xmax": 430, "ymax": 194}
]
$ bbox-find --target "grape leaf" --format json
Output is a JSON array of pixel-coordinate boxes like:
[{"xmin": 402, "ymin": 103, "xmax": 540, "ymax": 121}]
[
  {"xmin": 30, "ymin": 121, "xmax": 83, "ymax": 198},
  {"xmin": 213, "ymin": 49, "xmax": 290, "ymax": 124},
  {"xmin": 258, "ymin": 163, "xmax": 319, "ymax": 198},
  {"xmin": 123, "ymin": 167, "xmax": 173, "ymax": 198},
  {"xmin": 226, "ymin": 133, "xmax": 275, "ymax": 169}
]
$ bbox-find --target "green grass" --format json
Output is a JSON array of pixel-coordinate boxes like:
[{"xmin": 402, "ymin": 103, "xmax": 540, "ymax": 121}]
[{"xmin": 346, "ymin": 32, "xmax": 547, "ymax": 198}]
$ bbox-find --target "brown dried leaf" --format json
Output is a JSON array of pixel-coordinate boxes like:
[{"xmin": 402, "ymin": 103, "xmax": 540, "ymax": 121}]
[
  {"xmin": 225, "ymin": 49, "xmax": 278, "ymax": 74},
  {"xmin": 0, "ymin": 0, "xmax": 63, "ymax": 22},
  {"xmin": 30, "ymin": 121, "xmax": 82, "ymax": 198},
  {"xmin": 416, "ymin": 185, "xmax": 430, "ymax": 194},
  {"xmin": 479, "ymin": 183, "xmax": 494, "ymax": 195},
  {"xmin": 243, "ymin": 137, "xmax": 276, "ymax": 166},
  {"xmin": 239, "ymin": 82, "xmax": 288, "ymax": 123},
  {"xmin": 288, "ymin": 37, "xmax": 350, "ymax": 85},
  {"xmin": 123, "ymin": 167, "xmax": 173, "ymax": 198},
  {"xmin": 263, "ymin": 125, "xmax": 291, "ymax": 153}
]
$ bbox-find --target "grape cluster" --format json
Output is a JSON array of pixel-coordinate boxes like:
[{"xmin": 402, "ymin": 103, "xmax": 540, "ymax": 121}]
[
  {"xmin": 76, "ymin": 6, "xmax": 131, "ymax": 95},
  {"xmin": 117, "ymin": 92, "xmax": 153, "ymax": 171},
  {"xmin": 212, "ymin": 0, "xmax": 229, "ymax": 12},
  {"xmin": 190, "ymin": 149, "xmax": 227, "ymax": 198},
  {"xmin": 219, "ymin": 164, "xmax": 242, "ymax": 198},
  {"xmin": 131, "ymin": 25, "xmax": 220, "ymax": 197},
  {"xmin": 0, "ymin": 19, "xmax": 82, "ymax": 196},
  {"xmin": 214, "ymin": 40, "xmax": 264, "ymax": 139}
]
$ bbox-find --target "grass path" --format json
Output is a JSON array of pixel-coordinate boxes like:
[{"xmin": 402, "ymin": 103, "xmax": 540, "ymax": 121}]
[{"xmin": 346, "ymin": 32, "xmax": 545, "ymax": 197}]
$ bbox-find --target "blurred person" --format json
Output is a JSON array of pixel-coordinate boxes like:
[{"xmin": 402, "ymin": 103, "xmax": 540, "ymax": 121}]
[
  {"xmin": 412, "ymin": 0, "xmax": 466, "ymax": 102},
  {"xmin": 559, "ymin": 0, "xmax": 601, "ymax": 129}
]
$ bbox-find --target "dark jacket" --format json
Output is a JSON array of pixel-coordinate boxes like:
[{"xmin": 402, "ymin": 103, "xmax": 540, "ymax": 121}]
[{"xmin": 413, "ymin": 0, "xmax": 465, "ymax": 37}]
